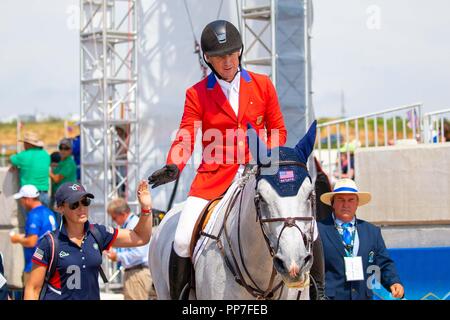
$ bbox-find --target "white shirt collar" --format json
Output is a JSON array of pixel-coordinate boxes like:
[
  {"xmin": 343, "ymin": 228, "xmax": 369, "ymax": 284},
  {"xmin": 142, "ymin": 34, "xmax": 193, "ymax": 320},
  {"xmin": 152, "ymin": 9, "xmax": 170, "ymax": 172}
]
[
  {"xmin": 333, "ymin": 213, "xmax": 356, "ymax": 226},
  {"xmin": 122, "ymin": 213, "xmax": 136, "ymax": 228},
  {"xmin": 215, "ymin": 71, "xmax": 240, "ymax": 92}
]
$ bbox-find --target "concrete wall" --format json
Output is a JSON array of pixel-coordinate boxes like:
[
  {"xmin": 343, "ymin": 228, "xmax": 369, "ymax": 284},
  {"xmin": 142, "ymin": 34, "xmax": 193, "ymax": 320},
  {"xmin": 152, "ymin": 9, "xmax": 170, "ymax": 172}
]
[
  {"xmin": 355, "ymin": 143, "xmax": 450, "ymax": 225},
  {"xmin": 0, "ymin": 167, "xmax": 20, "ymax": 227},
  {"xmin": 0, "ymin": 167, "xmax": 24, "ymax": 288},
  {"xmin": 0, "ymin": 230, "xmax": 24, "ymax": 289},
  {"xmin": 381, "ymin": 225, "xmax": 450, "ymax": 248}
]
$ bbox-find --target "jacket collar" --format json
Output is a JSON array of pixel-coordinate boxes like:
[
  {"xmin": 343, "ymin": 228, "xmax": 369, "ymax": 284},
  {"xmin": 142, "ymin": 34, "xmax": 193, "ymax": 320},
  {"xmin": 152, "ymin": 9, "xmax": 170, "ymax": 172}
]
[
  {"xmin": 206, "ymin": 69, "xmax": 253, "ymax": 123},
  {"xmin": 322, "ymin": 215, "xmax": 346, "ymax": 257}
]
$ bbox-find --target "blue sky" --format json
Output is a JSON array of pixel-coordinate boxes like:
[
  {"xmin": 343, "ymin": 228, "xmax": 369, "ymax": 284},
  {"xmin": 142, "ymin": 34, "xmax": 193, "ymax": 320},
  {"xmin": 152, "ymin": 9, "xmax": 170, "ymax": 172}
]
[{"xmin": 0, "ymin": 0, "xmax": 449, "ymax": 119}]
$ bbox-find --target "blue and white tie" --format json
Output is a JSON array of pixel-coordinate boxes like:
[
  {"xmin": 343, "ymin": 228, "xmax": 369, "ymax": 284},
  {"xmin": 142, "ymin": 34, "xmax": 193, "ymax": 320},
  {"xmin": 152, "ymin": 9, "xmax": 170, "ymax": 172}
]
[{"xmin": 342, "ymin": 222, "xmax": 353, "ymax": 247}]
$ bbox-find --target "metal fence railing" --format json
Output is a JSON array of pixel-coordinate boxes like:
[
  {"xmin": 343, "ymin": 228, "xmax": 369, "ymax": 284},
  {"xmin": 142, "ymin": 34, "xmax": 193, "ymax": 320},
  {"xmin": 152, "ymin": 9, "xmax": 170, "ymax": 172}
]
[
  {"xmin": 316, "ymin": 103, "xmax": 423, "ymax": 181},
  {"xmin": 423, "ymin": 108, "xmax": 450, "ymax": 144}
]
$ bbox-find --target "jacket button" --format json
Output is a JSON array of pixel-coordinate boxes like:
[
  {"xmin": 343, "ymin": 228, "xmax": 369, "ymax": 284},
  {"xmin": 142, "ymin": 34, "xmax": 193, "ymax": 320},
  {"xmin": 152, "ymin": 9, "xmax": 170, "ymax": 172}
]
[{"xmin": 238, "ymin": 141, "xmax": 244, "ymax": 146}]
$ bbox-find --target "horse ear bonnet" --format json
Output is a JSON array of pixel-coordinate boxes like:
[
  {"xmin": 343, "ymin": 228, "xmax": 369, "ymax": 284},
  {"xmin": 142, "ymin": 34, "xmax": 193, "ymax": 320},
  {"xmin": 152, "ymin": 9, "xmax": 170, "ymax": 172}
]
[{"xmin": 258, "ymin": 147, "xmax": 310, "ymax": 197}]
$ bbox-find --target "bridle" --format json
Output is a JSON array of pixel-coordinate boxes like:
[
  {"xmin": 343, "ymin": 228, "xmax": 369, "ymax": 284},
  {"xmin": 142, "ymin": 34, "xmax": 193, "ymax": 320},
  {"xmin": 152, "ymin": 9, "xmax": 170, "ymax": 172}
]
[
  {"xmin": 201, "ymin": 160, "xmax": 316, "ymax": 300},
  {"xmin": 254, "ymin": 161, "xmax": 316, "ymax": 259}
]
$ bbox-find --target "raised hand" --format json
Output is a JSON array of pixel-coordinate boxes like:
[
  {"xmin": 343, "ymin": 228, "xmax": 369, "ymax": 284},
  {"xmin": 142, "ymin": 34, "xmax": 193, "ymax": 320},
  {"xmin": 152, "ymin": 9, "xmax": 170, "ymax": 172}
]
[{"xmin": 137, "ymin": 180, "xmax": 152, "ymax": 210}]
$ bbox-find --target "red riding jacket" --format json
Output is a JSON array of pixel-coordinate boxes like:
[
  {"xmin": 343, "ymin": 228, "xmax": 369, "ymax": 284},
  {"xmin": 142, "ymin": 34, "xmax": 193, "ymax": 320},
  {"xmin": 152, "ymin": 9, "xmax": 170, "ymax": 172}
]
[{"xmin": 166, "ymin": 69, "xmax": 287, "ymax": 200}]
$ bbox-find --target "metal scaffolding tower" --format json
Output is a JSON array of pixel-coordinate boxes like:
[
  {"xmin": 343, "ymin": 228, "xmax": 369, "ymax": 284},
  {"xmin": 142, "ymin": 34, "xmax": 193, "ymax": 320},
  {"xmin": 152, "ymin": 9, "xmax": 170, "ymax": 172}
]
[
  {"xmin": 239, "ymin": 0, "xmax": 314, "ymax": 145},
  {"xmin": 80, "ymin": 0, "xmax": 140, "ymax": 226}
]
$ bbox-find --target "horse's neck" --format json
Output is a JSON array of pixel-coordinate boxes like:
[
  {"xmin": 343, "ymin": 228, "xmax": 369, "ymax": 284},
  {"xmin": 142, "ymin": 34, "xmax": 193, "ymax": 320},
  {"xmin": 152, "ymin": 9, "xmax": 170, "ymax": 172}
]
[{"xmin": 226, "ymin": 184, "xmax": 275, "ymax": 288}]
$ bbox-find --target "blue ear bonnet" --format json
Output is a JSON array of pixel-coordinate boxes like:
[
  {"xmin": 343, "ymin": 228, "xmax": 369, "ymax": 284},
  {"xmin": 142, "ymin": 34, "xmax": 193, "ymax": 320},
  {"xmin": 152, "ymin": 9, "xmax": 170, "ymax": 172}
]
[{"xmin": 257, "ymin": 146, "xmax": 310, "ymax": 197}]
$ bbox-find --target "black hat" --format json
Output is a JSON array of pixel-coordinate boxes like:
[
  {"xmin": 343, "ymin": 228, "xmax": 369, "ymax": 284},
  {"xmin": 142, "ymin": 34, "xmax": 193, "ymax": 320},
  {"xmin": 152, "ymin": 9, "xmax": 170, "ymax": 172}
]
[
  {"xmin": 200, "ymin": 20, "xmax": 242, "ymax": 57},
  {"xmin": 55, "ymin": 182, "xmax": 94, "ymax": 207}
]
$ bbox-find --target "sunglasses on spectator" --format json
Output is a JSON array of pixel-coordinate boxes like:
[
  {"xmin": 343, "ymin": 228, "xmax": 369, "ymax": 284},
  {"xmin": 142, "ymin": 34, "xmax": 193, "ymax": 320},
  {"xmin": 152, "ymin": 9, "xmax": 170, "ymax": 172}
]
[
  {"xmin": 59, "ymin": 146, "xmax": 71, "ymax": 151},
  {"xmin": 68, "ymin": 198, "xmax": 91, "ymax": 210}
]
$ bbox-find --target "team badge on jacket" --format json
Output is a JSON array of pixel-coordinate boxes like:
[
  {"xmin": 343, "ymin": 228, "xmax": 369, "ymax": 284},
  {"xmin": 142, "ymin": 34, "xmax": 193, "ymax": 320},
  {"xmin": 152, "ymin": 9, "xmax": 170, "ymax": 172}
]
[{"xmin": 256, "ymin": 115, "xmax": 263, "ymax": 125}]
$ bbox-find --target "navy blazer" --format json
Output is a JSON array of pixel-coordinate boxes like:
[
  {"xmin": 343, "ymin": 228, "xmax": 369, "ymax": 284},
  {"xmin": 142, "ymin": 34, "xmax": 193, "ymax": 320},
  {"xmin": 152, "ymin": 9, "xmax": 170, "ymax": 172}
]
[
  {"xmin": 318, "ymin": 215, "xmax": 402, "ymax": 300},
  {"xmin": 0, "ymin": 253, "xmax": 8, "ymax": 300}
]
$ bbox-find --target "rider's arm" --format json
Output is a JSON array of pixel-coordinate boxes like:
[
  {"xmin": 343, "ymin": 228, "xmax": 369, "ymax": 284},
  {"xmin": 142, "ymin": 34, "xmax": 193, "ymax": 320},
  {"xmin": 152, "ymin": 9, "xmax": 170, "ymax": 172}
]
[{"xmin": 166, "ymin": 87, "xmax": 202, "ymax": 173}]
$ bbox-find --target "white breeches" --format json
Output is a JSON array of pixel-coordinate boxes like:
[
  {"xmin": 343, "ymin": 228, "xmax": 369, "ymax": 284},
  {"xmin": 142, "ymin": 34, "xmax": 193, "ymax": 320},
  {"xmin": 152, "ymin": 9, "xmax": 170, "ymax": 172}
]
[{"xmin": 173, "ymin": 166, "xmax": 244, "ymax": 257}]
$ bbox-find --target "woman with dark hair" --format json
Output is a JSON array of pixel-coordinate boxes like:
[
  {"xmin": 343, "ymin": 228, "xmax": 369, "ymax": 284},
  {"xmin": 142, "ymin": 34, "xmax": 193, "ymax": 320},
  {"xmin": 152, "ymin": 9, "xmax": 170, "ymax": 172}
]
[{"xmin": 24, "ymin": 180, "xmax": 152, "ymax": 300}]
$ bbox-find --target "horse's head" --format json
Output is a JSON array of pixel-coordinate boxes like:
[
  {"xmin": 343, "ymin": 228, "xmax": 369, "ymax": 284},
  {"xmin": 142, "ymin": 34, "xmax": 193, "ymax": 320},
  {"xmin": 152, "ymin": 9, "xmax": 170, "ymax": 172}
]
[{"xmin": 248, "ymin": 121, "xmax": 317, "ymax": 288}]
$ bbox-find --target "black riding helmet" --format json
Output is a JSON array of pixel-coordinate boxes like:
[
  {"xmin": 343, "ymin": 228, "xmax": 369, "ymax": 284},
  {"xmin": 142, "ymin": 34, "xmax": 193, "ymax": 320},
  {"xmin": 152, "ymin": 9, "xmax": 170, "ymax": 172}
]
[{"xmin": 200, "ymin": 20, "xmax": 243, "ymax": 79}]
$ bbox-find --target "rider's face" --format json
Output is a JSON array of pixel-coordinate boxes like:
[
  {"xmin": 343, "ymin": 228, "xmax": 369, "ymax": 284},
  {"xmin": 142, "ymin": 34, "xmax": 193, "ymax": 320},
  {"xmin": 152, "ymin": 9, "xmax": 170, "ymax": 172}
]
[{"xmin": 206, "ymin": 51, "xmax": 240, "ymax": 82}]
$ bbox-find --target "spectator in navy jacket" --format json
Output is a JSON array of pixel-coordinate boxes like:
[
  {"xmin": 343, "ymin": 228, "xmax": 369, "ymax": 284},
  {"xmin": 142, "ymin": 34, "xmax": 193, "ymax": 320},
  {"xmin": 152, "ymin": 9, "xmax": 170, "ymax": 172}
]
[{"xmin": 318, "ymin": 179, "xmax": 404, "ymax": 300}]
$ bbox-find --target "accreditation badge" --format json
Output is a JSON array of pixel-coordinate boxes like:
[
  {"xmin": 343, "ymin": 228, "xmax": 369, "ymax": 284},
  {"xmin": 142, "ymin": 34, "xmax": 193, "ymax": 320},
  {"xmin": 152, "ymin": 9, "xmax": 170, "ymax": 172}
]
[{"xmin": 344, "ymin": 256, "xmax": 364, "ymax": 281}]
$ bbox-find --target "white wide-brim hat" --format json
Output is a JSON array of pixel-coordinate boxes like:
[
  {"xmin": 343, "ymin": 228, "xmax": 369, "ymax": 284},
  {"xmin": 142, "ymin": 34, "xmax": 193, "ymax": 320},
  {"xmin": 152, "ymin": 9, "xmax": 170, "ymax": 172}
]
[{"xmin": 320, "ymin": 178, "xmax": 371, "ymax": 207}]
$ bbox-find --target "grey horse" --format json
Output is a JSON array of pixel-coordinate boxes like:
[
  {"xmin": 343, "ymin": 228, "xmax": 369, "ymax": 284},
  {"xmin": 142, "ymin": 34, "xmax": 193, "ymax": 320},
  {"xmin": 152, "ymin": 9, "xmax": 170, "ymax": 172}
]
[{"xmin": 149, "ymin": 121, "xmax": 318, "ymax": 299}]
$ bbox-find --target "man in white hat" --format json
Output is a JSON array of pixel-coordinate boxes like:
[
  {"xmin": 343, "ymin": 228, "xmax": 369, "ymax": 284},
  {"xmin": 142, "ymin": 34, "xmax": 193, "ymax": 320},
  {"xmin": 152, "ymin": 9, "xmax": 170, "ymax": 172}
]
[
  {"xmin": 10, "ymin": 185, "xmax": 56, "ymax": 287},
  {"xmin": 10, "ymin": 131, "xmax": 51, "ymax": 208},
  {"xmin": 318, "ymin": 178, "xmax": 404, "ymax": 300}
]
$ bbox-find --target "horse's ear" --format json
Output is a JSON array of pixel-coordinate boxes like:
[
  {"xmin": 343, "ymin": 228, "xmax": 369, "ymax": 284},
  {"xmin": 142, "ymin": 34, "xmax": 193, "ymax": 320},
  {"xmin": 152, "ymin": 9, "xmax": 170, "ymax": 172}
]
[
  {"xmin": 294, "ymin": 120, "xmax": 317, "ymax": 164},
  {"xmin": 247, "ymin": 123, "xmax": 271, "ymax": 166}
]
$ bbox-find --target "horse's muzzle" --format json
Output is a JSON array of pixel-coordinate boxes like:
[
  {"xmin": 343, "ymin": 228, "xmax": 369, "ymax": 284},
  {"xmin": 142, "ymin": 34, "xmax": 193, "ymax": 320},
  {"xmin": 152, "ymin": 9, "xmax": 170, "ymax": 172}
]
[{"xmin": 273, "ymin": 254, "xmax": 313, "ymax": 288}]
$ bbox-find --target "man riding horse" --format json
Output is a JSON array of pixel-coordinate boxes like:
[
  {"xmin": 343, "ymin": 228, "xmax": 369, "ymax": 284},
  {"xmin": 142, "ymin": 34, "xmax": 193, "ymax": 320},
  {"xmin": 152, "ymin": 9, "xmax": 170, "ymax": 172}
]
[{"xmin": 148, "ymin": 20, "xmax": 326, "ymax": 300}]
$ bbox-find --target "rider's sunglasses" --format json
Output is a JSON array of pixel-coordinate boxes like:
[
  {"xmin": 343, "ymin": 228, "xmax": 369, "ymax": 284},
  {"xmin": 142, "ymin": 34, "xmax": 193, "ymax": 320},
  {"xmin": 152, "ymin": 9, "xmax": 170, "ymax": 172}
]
[
  {"xmin": 59, "ymin": 146, "xmax": 71, "ymax": 151},
  {"xmin": 68, "ymin": 197, "xmax": 91, "ymax": 210}
]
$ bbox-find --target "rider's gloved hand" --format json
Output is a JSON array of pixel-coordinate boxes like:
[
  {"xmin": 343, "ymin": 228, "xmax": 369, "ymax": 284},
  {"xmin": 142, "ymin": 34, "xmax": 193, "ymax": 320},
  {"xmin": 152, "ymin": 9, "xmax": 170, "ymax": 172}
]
[{"xmin": 148, "ymin": 164, "xmax": 180, "ymax": 188}]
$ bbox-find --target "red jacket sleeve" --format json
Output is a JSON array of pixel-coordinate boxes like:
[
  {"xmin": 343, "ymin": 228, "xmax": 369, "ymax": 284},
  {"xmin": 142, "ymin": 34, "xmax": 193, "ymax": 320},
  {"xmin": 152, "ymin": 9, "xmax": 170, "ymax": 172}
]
[
  {"xmin": 264, "ymin": 77, "xmax": 287, "ymax": 148},
  {"xmin": 166, "ymin": 88, "xmax": 202, "ymax": 173}
]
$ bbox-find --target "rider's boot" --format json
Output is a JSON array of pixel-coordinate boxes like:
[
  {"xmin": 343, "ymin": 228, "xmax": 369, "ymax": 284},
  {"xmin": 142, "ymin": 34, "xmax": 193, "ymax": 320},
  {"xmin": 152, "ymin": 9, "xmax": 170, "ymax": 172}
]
[
  {"xmin": 310, "ymin": 233, "xmax": 327, "ymax": 300},
  {"xmin": 169, "ymin": 243, "xmax": 192, "ymax": 300}
]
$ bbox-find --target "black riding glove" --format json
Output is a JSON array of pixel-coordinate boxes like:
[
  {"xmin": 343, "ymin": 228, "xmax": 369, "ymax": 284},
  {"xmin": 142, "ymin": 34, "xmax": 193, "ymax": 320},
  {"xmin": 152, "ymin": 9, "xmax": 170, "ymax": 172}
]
[{"xmin": 148, "ymin": 164, "xmax": 180, "ymax": 188}]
